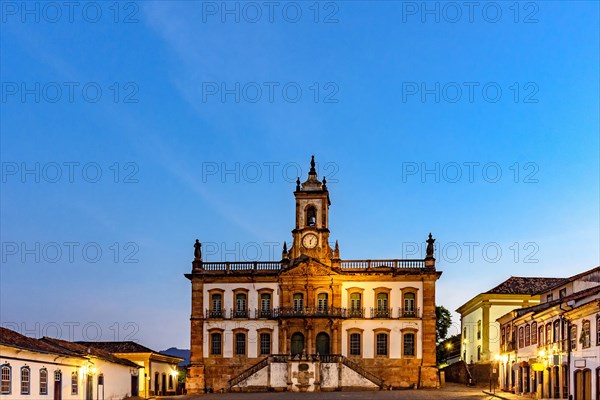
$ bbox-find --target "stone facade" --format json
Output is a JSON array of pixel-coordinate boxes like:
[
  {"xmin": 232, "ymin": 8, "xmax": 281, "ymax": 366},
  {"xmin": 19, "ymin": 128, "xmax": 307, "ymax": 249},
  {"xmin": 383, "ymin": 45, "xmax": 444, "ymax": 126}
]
[{"xmin": 185, "ymin": 157, "xmax": 442, "ymax": 393}]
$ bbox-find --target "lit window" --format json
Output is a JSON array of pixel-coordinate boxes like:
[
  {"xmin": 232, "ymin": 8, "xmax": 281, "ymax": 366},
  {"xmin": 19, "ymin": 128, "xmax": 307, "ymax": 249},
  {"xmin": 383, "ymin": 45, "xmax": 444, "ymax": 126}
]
[
  {"xmin": 538, "ymin": 325, "xmax": 545, "ymax": 346},
  {"xmin": 40, "ymin": 369, "xmax": 48, "ymax": 395},
  {"xmin": 71, "ymin": 372, "xmax": 78, "ymax": 395},
  {"xmin": 211, "ymin": 333, "xmax": 222, "ymax": 355},
  {"xmin": 20, "ymin": 367, "xmax": 30, "ymax": 395},
  {"xmin": 570, "ymin": 325, "xmax": 577, "ymax": 350},
  {"xmin": 518, "ymin": 327, "xmax": 524, "ymax": 348},
  {"xmin": 525, "ymin": 325, "xmax": 531, "ymax": 347},
  {"xmin": 259, "ymin": 333, "xmax": 271, "ymax": 355},
  {"xmin": 235, "ymin": 333, "xmax": 246, "ymax": 355},
  {"xmin": 531, "ymin": 322, "xmax": 538, "ymax": 345},
  {"xmin": 403, "ymin": 333, "xmax": 415, "ymax": 356},
  {"xmin": 376, "ymin": 333, "xmax": 388, "ymax": 356},
  {"xmin": 547, "ymin": 294, "xmax": 553, "ymax": 302},
  {"xmin": 349, "ymin": 333, "xmax": 361, "ymax": 356},
  {"xmin": 553, "ymin": 320, "xmax": 560, "ymax": 343},
  {"xmin": 559, "ymin": 288, "xmax": 567, "ymax": 298},
  {"xmin": 582, "ymin": 320, "xmax": 591, "ymax": 348},
  {"xmin": 1, "ymin": 365, "xmax": 11, "ymax": 394}
]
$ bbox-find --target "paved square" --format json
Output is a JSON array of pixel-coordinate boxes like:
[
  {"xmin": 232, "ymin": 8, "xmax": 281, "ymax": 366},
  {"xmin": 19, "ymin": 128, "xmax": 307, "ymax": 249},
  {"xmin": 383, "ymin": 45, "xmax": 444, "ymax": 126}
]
[{"xmin": 167, "ymin": 384, "xmax": 499, "ymax": 399}]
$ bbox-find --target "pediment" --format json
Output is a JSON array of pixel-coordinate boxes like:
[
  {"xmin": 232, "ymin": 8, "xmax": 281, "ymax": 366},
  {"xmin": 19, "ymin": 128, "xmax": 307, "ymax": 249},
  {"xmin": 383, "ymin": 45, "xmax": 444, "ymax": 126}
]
[{"xmin": 281, "ymin": 256, "xmax": 338, "ymax": 277}]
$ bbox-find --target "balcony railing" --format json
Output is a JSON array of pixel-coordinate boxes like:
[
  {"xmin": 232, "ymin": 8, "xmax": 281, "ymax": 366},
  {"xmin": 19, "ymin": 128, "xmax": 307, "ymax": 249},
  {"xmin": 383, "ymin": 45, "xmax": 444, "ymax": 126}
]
[
  {"xmin": 194, "ymin": 259, "xmax": 428, "ymax": 273},
  {"xmin": 204, "ymin": 307, "xmax": 422, "ymax": 320}
]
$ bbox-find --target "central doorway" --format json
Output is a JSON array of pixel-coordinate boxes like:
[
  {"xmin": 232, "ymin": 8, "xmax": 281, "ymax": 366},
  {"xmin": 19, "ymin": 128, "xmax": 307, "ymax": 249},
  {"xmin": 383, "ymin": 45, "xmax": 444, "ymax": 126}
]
[
  {"xmin": 291, "ymin": 332, "xmax": 304, "ymax": 356},
  {"xmin": 316, "ymin": 332, "xmax": 330, "ymax": 355}
]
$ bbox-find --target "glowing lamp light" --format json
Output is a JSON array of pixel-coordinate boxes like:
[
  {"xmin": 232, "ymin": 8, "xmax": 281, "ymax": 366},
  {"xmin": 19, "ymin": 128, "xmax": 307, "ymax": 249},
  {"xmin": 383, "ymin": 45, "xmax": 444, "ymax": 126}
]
[
  {"xmin": 170, "ymin": 370, "xmax": 178, "ymax": 377},
  {"xmin": 446, "ymin": 343, "xmax": 452, "ymax": 350},
  {"xmin": 494, "ymin": 354, "xmax": 501, "ymax": 361},
  {"xmin": 538, "ymin": 350, "xmax": 546, "ymax": 358},
  {"xmin": 90, "ymin": 367, "xmax": 97, "ymax": 375}
]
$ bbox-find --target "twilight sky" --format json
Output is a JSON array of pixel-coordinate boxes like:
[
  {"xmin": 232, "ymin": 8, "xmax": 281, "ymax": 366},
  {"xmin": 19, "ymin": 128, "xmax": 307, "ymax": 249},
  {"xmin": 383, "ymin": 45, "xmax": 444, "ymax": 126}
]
[{"xmin": 1, "ymin": 1, "xmax": 598, "ymax": 351}]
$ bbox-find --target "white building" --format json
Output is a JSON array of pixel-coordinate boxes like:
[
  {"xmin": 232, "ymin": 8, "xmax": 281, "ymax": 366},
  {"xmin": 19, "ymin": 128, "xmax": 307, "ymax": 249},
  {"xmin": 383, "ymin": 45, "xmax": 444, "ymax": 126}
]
[
  {"xmin": 0, "ymin": 327, "xmax": 140, "ymax": 400},
  {"xmin": 497, "ymin": 266, "xmax": 600, "ymax": 399}
]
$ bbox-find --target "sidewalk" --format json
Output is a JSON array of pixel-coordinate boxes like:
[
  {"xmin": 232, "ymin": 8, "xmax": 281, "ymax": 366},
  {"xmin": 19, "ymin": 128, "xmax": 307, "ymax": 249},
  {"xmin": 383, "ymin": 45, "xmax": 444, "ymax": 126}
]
[{"xmin": 482, "ymin": 390, "xmax": 531, "ymax": 399}]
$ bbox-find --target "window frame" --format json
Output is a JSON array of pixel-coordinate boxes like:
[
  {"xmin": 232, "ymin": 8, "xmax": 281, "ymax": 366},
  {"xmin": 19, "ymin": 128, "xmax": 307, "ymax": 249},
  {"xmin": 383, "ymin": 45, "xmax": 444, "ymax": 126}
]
[
  {"xmin": 531, "ymin": 322, "xmax": 538, "ymax": 345},
  {"xmin": 400, "ymin": 287, "xmax": 418, "ymax": 317},
  {"xmin": 233, "ymin": 328, "xmax": 248, "ymax": 357},
  {"xmin": 582, "ymin": 320, "xmax": 591, "ymax": 349},
  {"xmin": 402, "ymin": 329, "xmax": 417, "ymax": 357},
  {"xmin": 39, "ymin": 368, "xmax": 48, "ymax": 395},
  {"xmin": 374, "ymin": 287, "xmax": 391, "ymax": 318},
  {"xmin": 20, "ymin": 366, "xmax": 30, "ymax": 395},
  {"xmin": 292, "ymin": 292, "xmax": 304, "ymax": 311},
  {"xmin": 258, "ymin": 288, "xmax": 274, "ymax": 318},
  {"xmin": 1, "ymin": 364, "xmax": 11, "ymax": 395},
  {"xmin": 346, "ymin": 287, "xmax": 364, "ymax": 317},
  {"xmin": 374, "ymin": 328, "xmax": 391, "ymax": 357},
  {"xmin": 570, "ymin": 325, "xmax": 577, "ymax": 351},
  {"xmin": 316, "ymin": 291, "xmax": 329, "ymax": 313},
  {"xmin": 71, "ymin": 371, "xmax": 78, "ymax": 395},
  {"xmin": 518, "ymin": 326, "xmax": 524, "ymax": 348},
  {"xmin": 346, "ymin": 328, "xmax": 363, "ymax": 357},
  {"xmin": 233, "ymin": 288, "xmax": 249, "ymax": 318},
  {"xmin": 209, "ymin": 328, "xmax": 224, "ymax": 356},
  {"xmin": 525, "ymin": 324, "xmax": 531, "ymax": 347},
  {"xmin": 208, "ymin": 289, "xmax": 225, "ymax": 318},
  {"xmin": 596, "ymin": 315, "xmax": 600, "ymax": 346},
  {"xmin": 477, "ymin": 320, "xmax": 482, "ymax": 340},
  {"xmin": 257, "ymin": 328, "xmax": 273, "ymax": 356}
]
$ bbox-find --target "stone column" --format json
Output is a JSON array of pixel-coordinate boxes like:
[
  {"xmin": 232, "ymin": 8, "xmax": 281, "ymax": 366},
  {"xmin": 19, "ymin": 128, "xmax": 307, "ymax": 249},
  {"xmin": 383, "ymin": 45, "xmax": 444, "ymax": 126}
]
[
  {"xmin": 187, "ymin": 277, "xmax": 205, "ymax": 394},
  {"xmin": 419, "ymin": 274, "xmax": 439, "ymax": 388},
  {"xmin": 482, "ymin": 301, "xmax": 491, "ymax": 361},
  {"xmin": 332, "ymin": 324, "xmax": 339, "ymax": 354}
]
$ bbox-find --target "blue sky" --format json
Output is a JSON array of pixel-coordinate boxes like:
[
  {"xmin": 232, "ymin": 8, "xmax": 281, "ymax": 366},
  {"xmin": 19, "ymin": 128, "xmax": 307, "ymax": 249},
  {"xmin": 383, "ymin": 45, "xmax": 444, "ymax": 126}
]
[{"xmin": 1, "ymin": 1, "xmax": 598, "ymax": 350}]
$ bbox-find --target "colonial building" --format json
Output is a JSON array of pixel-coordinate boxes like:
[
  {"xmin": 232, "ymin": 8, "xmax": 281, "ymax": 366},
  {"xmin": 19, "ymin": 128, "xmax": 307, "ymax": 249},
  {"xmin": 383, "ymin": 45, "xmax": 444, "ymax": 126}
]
[
  {"xmin": 457, "ymin": 277, "xmax": 565, "ymax": 365},
  {"xmin": 77, "ymin": 341, "xmax": 184, "ymax": 397},
  {"xmin": 185, "ymin": 157, "xmax": 442, "ymax": 393},
  {"xmin": 0, "ymin": 327, "xmax": 140, "ymax": 400},
  {"xmin": 497, "ymin": 266, "xmax": 600, "ymax": 399}
]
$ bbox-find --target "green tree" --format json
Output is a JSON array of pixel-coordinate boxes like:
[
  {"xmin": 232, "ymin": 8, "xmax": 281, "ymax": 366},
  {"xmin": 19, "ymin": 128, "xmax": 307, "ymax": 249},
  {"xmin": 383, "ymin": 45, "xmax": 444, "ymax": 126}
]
[{"xmin": 436, "ymin": 305, "xmax": 452, "ymax": 343}]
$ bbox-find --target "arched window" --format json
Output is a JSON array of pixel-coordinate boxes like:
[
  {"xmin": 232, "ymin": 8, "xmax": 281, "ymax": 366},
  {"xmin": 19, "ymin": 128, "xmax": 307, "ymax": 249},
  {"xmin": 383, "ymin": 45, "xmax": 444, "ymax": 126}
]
[
  {"xmin": 168, "ymin": 374, "xmax": 173, "ymax": 390},
  {"xmin": 291, "ymin": 332, "xmax": 304, "ymax": 356},
  {"xmin": 546, "ymin": 323, "xmax": 552, "ymax": 344},
  {"xmin": 539, "ymin": 325, "xmax": 545, "ymax": 346},
  {"xmin": 531, "ymin": 322, "xmax": 538, "ymax": 345},
  {"xmin": 20, "ymin": 366, "xmax": 30, "ymax": 395},
  {"xmin": 525, "ymin": 324, "xmax": 531, "ymax": 347},
  {"xmin": 518, "ymin": 327, "xmax": 524, "ymax": 348},
  {"xmin": 293, "ymin": 293, "xmax": 304, "ymax": 311},
  {"xmin": 1, "ymin": 364, "xmax": 11, "ymax": 394},
  {"xmin": 501, "ymin": 327, "xmax": 505, "ymax": 346},
  {"xmin": 39, "ymin": 368, "xmax": 48, "ymax": 395},
  {"xmin": 306, "ymin": 206, "xmax": 316, "ymax": 226},
  {"xmin": 553, "ymin": 320, "xmax": 560, "ymax": 343},
  {"xmin": 403, "ymin": 333, "xmax": 415, "ymax": 356},
  {"xmin": 570, "ymin": 325, "xmax": 577, "ymax": 350},
  {"xmin": 349, "ymin": 293, "xmax": 362, "ymax": 317},
  {"xmin": 317, "ymin": 293, "xmax": 328, "ymax": 313}
]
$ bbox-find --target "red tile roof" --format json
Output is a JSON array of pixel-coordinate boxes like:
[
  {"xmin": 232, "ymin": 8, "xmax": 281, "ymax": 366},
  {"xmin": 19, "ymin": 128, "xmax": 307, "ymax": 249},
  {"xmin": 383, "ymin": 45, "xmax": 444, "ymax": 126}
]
[
  {"xmin": 0, "ymin": 327, "xmax": 78, "ymax": 357},
  {"xmin": 485, "ymin": 277, "xmax": 566, "ymax": 295}
]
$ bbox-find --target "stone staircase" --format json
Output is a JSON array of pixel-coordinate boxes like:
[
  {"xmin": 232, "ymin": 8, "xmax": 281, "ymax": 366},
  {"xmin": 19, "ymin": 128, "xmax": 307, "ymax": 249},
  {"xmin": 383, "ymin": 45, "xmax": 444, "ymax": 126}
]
[{"xmin": 227, "ymin": 354, "xmax": 384, "ymax": 392}]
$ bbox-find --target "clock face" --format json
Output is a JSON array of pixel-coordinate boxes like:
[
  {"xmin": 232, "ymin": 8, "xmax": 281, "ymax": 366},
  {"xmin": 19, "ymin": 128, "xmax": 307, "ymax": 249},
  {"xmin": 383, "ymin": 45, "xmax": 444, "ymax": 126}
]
[{"xmin": 302, "ymin": 233, "xmax": 318, "ymax": 249}]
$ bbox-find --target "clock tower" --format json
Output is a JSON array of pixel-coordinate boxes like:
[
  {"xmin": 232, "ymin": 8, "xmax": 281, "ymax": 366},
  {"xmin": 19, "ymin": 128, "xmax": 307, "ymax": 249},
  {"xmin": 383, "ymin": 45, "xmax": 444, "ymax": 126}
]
[{"xmin": 287, "ymin": 155, "xmax": 333, "ymax": 261}]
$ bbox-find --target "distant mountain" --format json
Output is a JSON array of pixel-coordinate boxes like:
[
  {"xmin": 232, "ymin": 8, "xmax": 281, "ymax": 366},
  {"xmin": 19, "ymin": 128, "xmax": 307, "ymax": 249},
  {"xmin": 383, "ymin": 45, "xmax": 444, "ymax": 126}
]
[{"xmin": 160, "ymin": 347, "xmax": 190, "ymax": 366}]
